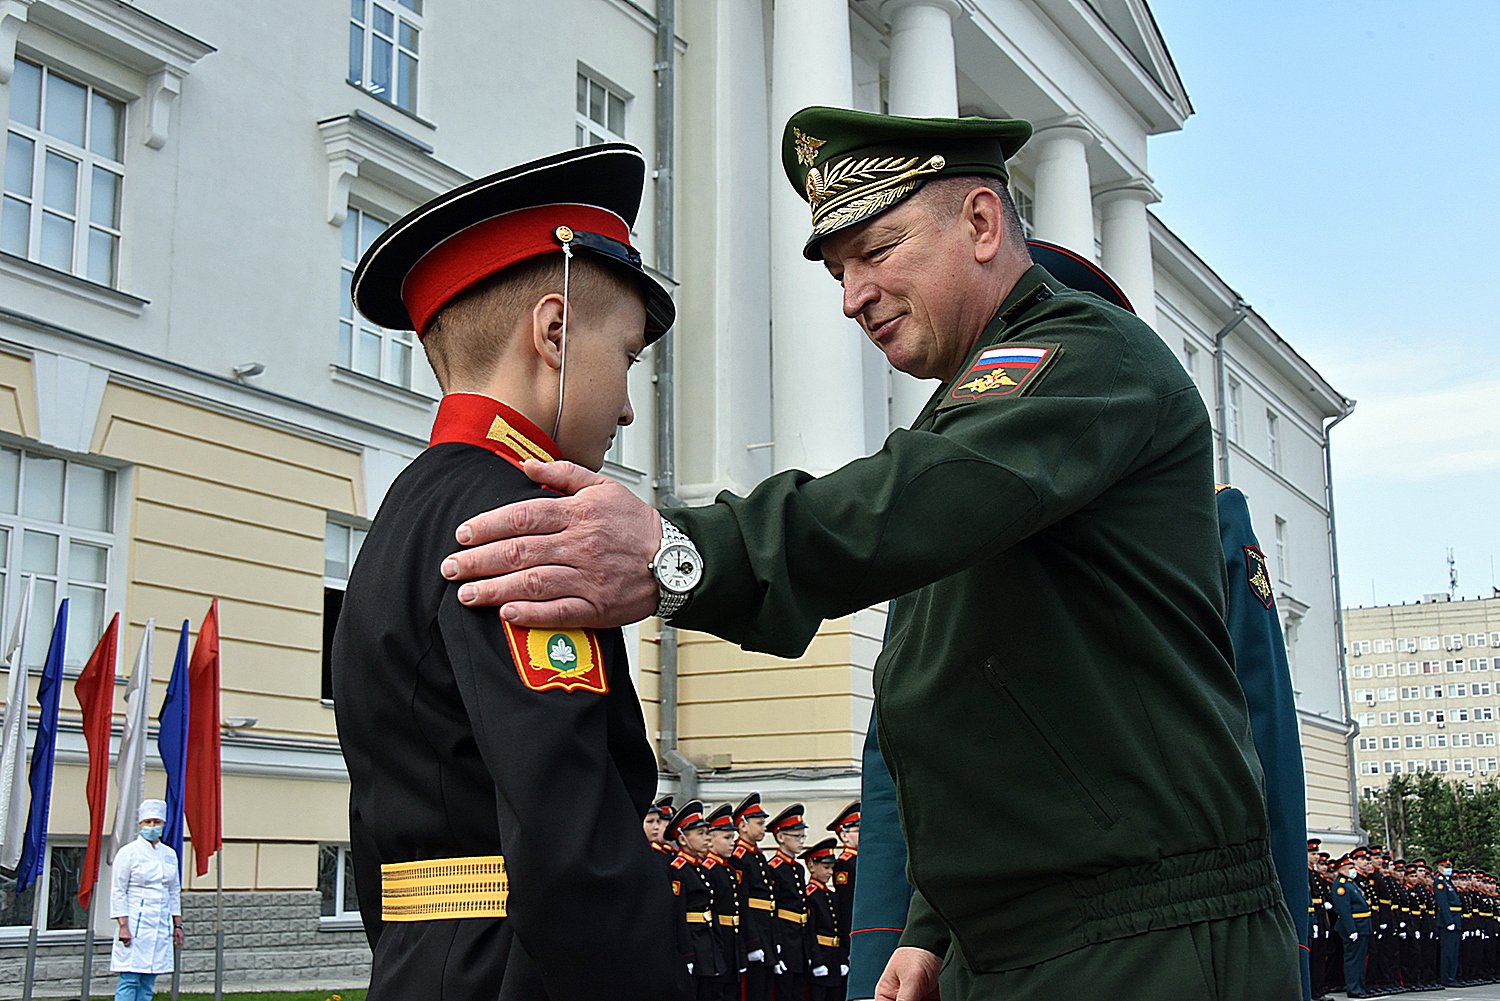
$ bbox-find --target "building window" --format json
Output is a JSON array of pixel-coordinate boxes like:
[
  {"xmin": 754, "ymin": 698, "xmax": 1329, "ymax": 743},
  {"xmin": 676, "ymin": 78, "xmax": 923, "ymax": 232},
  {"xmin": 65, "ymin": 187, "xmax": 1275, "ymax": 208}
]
[
  {"xmin": 317, "ymin": 843, "xmax": 362, "ymax": 923},
  {"xmin": 349, "ymin": 0, "xmax": 421, "ymax": 112},
  {"xmin": 1378, "ymin": 711, "xmax": 1398, "ymax": 725},
  {"xmin": 1179, "ymin": 341, "xmax": 1199, "ymax": 382},
  {"xmin": 1446, "ymin": 634, "xmax": 1465, "ymax": 651},
  {"xmin": 1430, "ymin": 733, "xmax": 1449, "ymax": 748},
  {"xmin": 339, "ymin": 207, "xmax": 415, "ymax": 388},
  {"xmin": 3, "ymin": 59, "xmax": 125, "ymax": 286},
  {"xmin": 1490, "ymin": 631, "xmax": 1500, "ymax": 647},
  {"xmin": 0, "ymin": 445, "xmax": 116, "ymax": 667},
  {"xmin": 1381, "ymin": 736, "xmax": 1400, "ymax": 750},
  {"xmin": 1265, "ymin": 410, "xmax": 1280, "ymax": 471},
  {"xmin": 1226, "ymin": 376, "xmax": 1242, "ymax": 443},
  {"xmin": 1478, "ymin": 731, "xmax": 1498, "ymax": 746},
  {"xmin": 1353, "ymin": 665, "xmax": 1373, "ymax": 679},
  {"xmin": 1472, "ymin": 682, "xmax": 1492, "ymax": 696},
  {"xmin": 0, "ymin": 842, "xmax": 87, "ymax": 934},
  {"xmin": 576, "ymin": 70, "xmax": 627, "ymax": 147},
  {"xmin": 1377, "ymin": 687, "xmax": 1396, "ymax": 701},
  {"xmin": 1421, "ymin": 635, "xmax": 1441, "ymax": 651},
  {"xmin": 1445, "ymin": 659, "xmax": 1465, "ymax": 673},
  {"xmin": 1455, "ymin": 731, "xmax": 1473, "ymax": 746},
  {"xmin": 1357, "ymin": 736, "xmax": 1377, "ymax": 750},
  {"xmin": 1478, "ymin": 707, "xmax": 1496, "ymax": 722},
  {"xmin": 322, "ymin": 518, "xmax": 368, "ymax": 704},
  {"xmin": 1401, "ymin": 711, "xmax": 1420, "ymax": 724},
  {"xmin": 1480, "ymin": 757, "xmax": 1497, "ymax": 773},
  {"xmin": 1398, "ymin": 637, "xmax": 1418, "ymax": 653},
  {"xmin": 1404, "ymin": 735, "xmax": 1423, "ymax": 749},
  {"xmin": 1473, "ymin": 658, "xmax": 1491, "ymax": 672},
  {"xmin": 1359, "ymin": 761, "xmax": 1379, "ymax": 775},
  {"xmin": 1455, "ymin": 708, "xmax": 1471, "ymax": 723},
  {"xmin": 1468, "ymin": 632, "xmax": 1488, "ymax": 647},
  {"xmin": 1374, "ymin": 639, "xmax": 1394, "ymax": 654},
  {"xmin": 1274, "ymin": 516, "xmax": 1289, "ymax": 583}
]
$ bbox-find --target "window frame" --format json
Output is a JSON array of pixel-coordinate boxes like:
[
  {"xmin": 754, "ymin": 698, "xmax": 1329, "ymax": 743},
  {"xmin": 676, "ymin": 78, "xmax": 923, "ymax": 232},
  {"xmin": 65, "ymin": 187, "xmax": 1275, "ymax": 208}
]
[
  {"xmin": 348, "ymin": 0, "xmax": 423, "ymax": 114},
  {"xmin": 3, "ymin": 56, "xmax": 127, "ymax": 287},
  {"xmin": 321, "ymin": 515, "xmax": 369, "ymax": 706},
  {"xmin": 0, "ymin": 839, "xmax": 90, "ymax": 942},
  {"xmin": 575, "ymin": 67, "xmax": 629, "ymax": 148},
  {"xmin": 317, "ymin": 842, "xmax": 363, "ymax": 928},
  {"xmin": 337, "ymin": 204, "xmax": 417, "ymax": 390}
]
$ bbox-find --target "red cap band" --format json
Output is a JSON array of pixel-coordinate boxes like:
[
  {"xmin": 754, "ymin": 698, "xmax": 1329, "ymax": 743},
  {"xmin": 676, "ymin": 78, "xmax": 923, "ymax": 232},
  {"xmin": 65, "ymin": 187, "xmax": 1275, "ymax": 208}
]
[{"xmin": 400, "ymin": 203, "xmax": 630, "ymax": 336}]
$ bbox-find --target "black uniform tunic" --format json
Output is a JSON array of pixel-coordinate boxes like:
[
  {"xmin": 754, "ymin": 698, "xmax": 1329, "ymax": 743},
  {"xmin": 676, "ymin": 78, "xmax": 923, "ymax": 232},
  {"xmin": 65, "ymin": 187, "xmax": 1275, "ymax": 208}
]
[
  {"xmin": 333, "ymin": 395, "xmax": 683, "ymax": 1001},
  {"xmin": 729, "ymin": 838, "xmax": 775, "ymax": 1001},
  {"xmin": 768, "ymin": 848, "xmax": 811, "ymax": 988}
]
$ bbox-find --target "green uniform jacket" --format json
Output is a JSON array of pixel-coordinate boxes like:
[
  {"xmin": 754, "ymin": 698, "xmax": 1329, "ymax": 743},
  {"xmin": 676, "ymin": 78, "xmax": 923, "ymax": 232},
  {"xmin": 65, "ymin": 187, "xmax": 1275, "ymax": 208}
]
[{"xmin": 669, "ymin": 266, "xmax": 1280, "ymax": 973}]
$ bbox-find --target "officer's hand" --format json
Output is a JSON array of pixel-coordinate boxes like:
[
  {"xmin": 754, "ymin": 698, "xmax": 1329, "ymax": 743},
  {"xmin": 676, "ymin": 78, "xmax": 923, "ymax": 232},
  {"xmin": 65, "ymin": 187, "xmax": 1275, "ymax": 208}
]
[
  {"xmin": 813, "ymin": 965, "xmax": 830, "ymax": 977},
  {"xmin": 443, "ymin": 460, "xmax": 662, "ymax": 628},
  {"xmin": 875, "ymin": 946, "xmax": 942, "ymax": 1001},
  {"xmin": 1349, "ymin": 931, "xmax": 1358, "ymax": 941},
  {"xmin": 747, "ymin": 949, "xmax": 765, "ymax": 963}
]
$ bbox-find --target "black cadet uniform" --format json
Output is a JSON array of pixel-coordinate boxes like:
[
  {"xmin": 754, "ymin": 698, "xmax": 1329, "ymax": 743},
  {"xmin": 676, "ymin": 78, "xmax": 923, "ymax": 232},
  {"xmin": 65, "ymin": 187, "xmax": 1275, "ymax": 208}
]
[
  {"xmin": 665, "ymin": 106, "xmax": 1296, "ymax": 1001},
  {"xmin": 766, "ymin": 805, "xmax": 812, "ymax": 997},
  {"xmin": 703, "ymin": 804, "xmax": 747, "ymax": 999},
  {"xmin": 335, "ymin": 145, "xmax": 684, "ymax": 1001},
  {"xmin": 827, "ymin": 800, "xmax": 859, "ymax": 950},
  {"xmin": 667, "ymin": 802, "xmax": 729, "ymax": 998},
  {"xmin": 728, "ymin": 793, "xmax": 776, "ymax": 1001},
  {"xmin": 804, "ymin": 838, "xmax": 849, "ymax": 1001}
]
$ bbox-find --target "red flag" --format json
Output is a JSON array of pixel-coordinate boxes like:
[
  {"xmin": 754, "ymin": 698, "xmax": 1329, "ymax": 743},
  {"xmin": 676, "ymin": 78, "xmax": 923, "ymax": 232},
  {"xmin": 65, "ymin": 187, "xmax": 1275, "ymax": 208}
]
[
  {"xmin": 185, "ymin": 599, "xmax": 222, "ymax": 876},
  {"xmin": 73, "ymin": 612, "xmax": 118, "ymax": 909}
]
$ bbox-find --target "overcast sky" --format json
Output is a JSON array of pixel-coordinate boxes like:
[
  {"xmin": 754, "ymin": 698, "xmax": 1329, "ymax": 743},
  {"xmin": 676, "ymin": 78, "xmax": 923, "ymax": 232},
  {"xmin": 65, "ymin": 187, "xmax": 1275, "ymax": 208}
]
[{"xmin": 1143, "ymin": 0, "xmax": 1500, "ymax": 608}]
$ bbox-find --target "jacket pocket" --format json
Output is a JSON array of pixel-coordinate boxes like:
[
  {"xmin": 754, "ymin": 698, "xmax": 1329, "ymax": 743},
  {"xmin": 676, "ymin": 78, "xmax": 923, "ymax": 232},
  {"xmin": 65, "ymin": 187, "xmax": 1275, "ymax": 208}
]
[{"xmin": 980, "ymin": 655, "xmax": 1121, "ymax": 830}]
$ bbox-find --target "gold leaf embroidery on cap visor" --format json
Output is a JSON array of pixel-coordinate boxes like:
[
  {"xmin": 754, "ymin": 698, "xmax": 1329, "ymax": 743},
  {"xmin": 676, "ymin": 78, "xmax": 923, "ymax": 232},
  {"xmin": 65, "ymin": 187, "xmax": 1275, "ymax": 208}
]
[{"xmin": 809, "ymin": 154, "xmax": 946, "ymax": 234}]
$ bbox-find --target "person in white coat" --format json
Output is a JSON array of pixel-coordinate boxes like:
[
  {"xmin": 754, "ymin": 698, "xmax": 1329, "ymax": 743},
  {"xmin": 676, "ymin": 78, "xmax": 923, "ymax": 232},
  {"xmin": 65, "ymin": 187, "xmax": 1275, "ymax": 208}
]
[{"xmin": 110, "ymin": 799, "xmax": 183, "ymax": 1000}]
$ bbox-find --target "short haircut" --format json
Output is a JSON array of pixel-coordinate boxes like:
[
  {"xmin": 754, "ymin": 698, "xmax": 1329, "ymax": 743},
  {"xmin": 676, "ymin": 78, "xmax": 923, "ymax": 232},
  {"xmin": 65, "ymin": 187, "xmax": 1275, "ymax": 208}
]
[
  {"xmin": 912, "ymin": 175, "xmax": 1031, "ymax": 258},
  {"xmin": 422, "ymin": 254, "xmax": 637, "ymax": 391}
]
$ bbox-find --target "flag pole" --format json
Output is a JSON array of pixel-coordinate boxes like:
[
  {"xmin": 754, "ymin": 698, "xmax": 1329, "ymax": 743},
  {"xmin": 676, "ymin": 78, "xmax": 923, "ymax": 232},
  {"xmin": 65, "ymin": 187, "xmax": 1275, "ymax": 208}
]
[
  {"xmin": 215, "ymin": 851, "xmax": 225, "ymax": 1000},
  {"xmin": 22, "ymin": 854, "xmax": 45, "ymax": 1001},
  {"xmin": 80, "ymin": 888, "xmax": 98, "ymax": 1001}
]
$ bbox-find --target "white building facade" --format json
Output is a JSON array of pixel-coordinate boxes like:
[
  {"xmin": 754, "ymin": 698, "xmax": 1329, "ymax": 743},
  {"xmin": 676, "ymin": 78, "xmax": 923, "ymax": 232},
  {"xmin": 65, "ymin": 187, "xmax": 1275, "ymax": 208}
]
[{"xmin": 0, "ymin": 0, "xmax": 1355, "ymax": 990}]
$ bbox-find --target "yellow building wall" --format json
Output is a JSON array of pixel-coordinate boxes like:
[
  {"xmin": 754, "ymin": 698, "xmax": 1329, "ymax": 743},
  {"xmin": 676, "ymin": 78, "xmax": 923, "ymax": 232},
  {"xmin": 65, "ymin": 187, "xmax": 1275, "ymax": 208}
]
[{"xmin": 1302, "ymin": 715, "xmax": 1356, "ymax": 833}]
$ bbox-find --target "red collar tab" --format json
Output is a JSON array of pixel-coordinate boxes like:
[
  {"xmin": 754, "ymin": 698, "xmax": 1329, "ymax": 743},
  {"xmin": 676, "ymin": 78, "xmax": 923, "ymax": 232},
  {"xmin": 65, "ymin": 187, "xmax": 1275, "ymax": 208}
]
[
  {"xmin": 429, "ymin": 393, "xmax": 559, "ymax": 469},
  {"xmin": 402, "ymin": 203, "xmax": 630, "ymax": 336}
]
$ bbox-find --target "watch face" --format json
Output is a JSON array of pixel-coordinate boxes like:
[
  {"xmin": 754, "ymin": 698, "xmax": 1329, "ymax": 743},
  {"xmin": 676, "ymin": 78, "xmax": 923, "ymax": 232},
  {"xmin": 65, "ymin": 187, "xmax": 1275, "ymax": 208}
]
[{"xmin": 657, "ymin": 542, "xmax": 702, "ymax": 593}]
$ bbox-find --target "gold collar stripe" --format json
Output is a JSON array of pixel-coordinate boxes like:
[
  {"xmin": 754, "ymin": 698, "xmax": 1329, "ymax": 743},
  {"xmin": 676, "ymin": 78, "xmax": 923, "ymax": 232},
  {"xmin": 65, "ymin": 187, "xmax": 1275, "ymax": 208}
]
[
  {"xmin": 381, "ymin": 854, "xmax": 509, "ymax": 921},
  {"xmin": 487, "ymin": 416, "xmax": 555, "ymax": 462}
]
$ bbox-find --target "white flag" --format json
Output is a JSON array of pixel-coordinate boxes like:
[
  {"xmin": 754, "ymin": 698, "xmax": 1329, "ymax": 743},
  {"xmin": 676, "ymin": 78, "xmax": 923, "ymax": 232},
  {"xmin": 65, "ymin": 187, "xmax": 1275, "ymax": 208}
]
[
  {"xmin": 109, "ymin": 618, "xmax": 154, "ymax": 861},
  {"xmin": 0, "ymin": 574, "xmax": 36, "ymax": 869}
]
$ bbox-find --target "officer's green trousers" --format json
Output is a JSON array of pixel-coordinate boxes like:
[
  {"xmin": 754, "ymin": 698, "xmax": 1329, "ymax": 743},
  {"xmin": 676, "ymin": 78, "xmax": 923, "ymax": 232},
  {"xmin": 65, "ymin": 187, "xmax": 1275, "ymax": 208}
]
[{"xmin": 939, "ymin": 903, "xmax": 1301, "ymax": 1001}]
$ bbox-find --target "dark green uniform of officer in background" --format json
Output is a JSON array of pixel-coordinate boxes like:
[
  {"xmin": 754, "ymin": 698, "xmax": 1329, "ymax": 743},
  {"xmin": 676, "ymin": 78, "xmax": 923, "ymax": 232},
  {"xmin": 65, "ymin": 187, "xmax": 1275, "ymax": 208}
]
[{"xmin": 658, "ymin": 107, "xmax": 1298, "ymax": 1001}]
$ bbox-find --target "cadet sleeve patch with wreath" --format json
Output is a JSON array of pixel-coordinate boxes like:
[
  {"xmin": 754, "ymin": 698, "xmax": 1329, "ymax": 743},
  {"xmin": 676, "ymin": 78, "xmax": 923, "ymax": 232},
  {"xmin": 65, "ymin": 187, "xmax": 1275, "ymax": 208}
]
[
  {"xmin": 501, "ymin": 623, "xmax": 608, "ymax": 694},
  {"xmin": 937, "ymin": 342, "xmax": 1061, "ymax": 411}
]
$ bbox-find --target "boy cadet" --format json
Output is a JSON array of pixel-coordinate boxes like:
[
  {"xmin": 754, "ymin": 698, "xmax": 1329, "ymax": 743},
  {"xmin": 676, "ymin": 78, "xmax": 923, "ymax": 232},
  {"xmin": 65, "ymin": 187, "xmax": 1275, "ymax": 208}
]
[
  {"xmin": 728, "ymin": 793, "xmax": 776, "ymax": 1001},
  {"xmin": 667, "ymin": 800, "xmax": 729, "ymax": 996},
  {"xmin": 332, "ymin": 144, "xmax": 684, "ymax": 1001},
  {"xmin": 766, "ymin": 805, "xmax": 812, "ymax": 997},
  {"xmin": 704, "ymin": 804, "xmax": 748, "ymax": 998},
  {"xmin": 803, "ymin": 837, "xmax": 849, "ymax": 1001},
  {"xmin": 827, "ymin": 800, "xmax": 859, "ymax": 954}
]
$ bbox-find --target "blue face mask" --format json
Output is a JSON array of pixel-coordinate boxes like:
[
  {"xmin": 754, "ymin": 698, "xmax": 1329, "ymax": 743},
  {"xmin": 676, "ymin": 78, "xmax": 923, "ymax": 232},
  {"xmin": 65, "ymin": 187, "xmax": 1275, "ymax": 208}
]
[{"xmin": 140, "ymin": 825, "xmax": 163, "ymax": 843}]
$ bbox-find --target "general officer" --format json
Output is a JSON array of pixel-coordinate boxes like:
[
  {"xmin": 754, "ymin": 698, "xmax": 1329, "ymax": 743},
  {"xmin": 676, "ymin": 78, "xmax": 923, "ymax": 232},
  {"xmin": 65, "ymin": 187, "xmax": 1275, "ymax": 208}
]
[
  {"xmin": 828, "ymin": 800, "xmax": 860, "ymax": 947},
  {"xmin": 442, "ymin": 106, "xmax": 1299, "ymax": 1001},
  {"xmin": 728, "ymin": 793, "xmax": 776, "ymax": 1001},
  {"xmin": 333, "ymin": 143, "xmax": 685, "ymax": 1001},
  {"xmin": 1330, "ymin": 855, "xmax": 1373, "ymax": 998}
]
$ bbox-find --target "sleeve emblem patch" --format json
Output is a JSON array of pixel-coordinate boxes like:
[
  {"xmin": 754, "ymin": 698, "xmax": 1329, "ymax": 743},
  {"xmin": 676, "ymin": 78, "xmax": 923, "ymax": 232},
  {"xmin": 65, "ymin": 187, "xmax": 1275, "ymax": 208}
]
[
  {"xmin": 1338, "ymin": 887, "xmax": 1346, "ymax": 895},
  {"xmin": 835, "ymin": 871, "xmax": 848, "ymax": 884},
  {"xmin": 671, "ymin": 880, "xmax": 681, "ymax": 896},
  {"xmin": 939, "ymin": 342, "xmax": 1061, "ymax": 410},
  {"xmin": 1243, "ymin": 545, "xmax": 1275, "ymax": 609},
  {"xmin": 502, "ymin": 623, "xmax": 608, "ymax": 694}
]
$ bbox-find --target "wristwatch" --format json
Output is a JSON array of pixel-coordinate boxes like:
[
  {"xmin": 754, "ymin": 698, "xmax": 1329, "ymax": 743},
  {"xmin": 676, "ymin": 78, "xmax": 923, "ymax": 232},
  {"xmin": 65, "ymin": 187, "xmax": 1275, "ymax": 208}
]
[{"xmin": 650, "ymin": 515, "xmax": 703, "ymax": 618}]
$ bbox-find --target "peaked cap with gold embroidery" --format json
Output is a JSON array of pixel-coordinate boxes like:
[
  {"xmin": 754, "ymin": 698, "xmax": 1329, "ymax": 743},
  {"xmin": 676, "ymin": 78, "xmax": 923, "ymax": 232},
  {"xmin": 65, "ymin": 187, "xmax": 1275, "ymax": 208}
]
[{"xmin": 782, "ymin": 106, "xmax": 1032, "ymax": 259}]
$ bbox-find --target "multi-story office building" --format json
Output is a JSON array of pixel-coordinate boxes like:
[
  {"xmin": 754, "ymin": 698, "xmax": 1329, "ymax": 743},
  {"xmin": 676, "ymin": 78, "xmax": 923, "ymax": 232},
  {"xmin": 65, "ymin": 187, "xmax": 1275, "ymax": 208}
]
[
  {"xmin": 0, "ymin": 0, "xmax": 1355, "ymax": 990},
  {"xmin": 1344, "ymin": 595, "xmax": 1500, "ymax": 799}
]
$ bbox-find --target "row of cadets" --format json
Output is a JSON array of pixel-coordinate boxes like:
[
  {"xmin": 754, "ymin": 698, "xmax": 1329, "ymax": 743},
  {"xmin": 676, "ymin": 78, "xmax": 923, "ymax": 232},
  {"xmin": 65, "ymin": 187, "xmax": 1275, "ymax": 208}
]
[
  {"xmin": 729, "ymin": 793, "xmax": 775, "ymax": 1001},
  {"xmin": 803, "ymin": 837, "xmax": 850, "ymax": 1000}
]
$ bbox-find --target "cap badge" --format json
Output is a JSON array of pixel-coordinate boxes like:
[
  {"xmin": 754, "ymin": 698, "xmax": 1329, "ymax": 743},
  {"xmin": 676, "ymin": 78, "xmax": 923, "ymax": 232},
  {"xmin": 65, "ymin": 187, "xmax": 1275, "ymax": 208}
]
[
  {"xmin": 809, "ymin": 154, "xmax": 947, "ymax": 236},
  {"xmin": 792, "ymin": 127, "xmax": 826, "ymax": 167}
]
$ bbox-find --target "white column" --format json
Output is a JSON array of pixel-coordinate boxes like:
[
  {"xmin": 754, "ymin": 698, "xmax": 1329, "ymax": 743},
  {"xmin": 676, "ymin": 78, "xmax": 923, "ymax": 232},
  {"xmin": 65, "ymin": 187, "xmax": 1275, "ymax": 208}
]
[
  {"xmin": 1097, "ymin": 179, "xmax": 1161, "ymax": 330},
  {"xmin": 770, "ymin": 0, "xmax": 862, "ymax": 474},
  {"xmin": 1029, "ymin": 118, "xmax": 1096, "ymax": 257},
  {"xmin": 881, "ymin": 0, "xmax": 960, "ymax": 429}
]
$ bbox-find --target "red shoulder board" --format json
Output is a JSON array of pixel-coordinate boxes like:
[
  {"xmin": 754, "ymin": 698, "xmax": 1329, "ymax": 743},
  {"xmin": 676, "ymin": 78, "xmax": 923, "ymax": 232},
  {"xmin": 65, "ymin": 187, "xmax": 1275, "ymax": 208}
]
[
  {"xmin": 806, "ymin": 883, "xmax": 818, "ymax": 896},
  {"xmin": 731, "ymin": 844, "xmax": 747, "ymax": 858},
  {"xmin": 768, "ymin": 855, "xmax": 784, "ymax": 868},
  {"xmin": 670, "ymin": 856, "xmax": 689, "ymax": 870},
  {"xmin": 703, "ymin": 856, "xmax": 720, "ymax": 870},
  {"xmin": 839, "ymin": 848, "xmax": 857, "ymax": 860},
  {"xmin": 502, "ymin": 623, "xmax": 608, "ymax": 694}
]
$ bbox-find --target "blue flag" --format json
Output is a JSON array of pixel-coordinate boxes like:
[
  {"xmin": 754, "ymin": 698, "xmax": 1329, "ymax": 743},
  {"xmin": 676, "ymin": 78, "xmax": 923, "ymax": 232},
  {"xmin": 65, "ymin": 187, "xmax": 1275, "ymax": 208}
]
[
  {"xmin": 15, "ymin": 598, "xmax": 66, "ymax": 895},
  {"xmin": 157, "ymin": 620, "xmax": 191, "ymax": 875}
]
